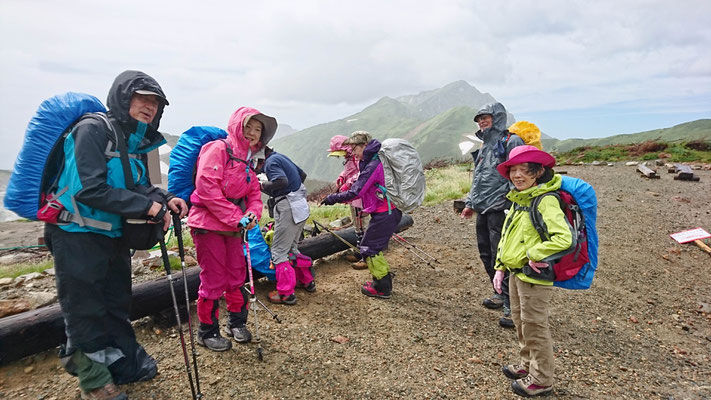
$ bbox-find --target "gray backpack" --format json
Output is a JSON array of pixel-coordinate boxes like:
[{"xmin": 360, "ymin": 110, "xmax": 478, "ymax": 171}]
[{"xmin": 376, "ymin": 138, "xmax": 426, "ymax": 213}]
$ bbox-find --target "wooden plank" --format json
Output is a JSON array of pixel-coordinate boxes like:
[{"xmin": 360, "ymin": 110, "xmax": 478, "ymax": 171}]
[
  {"xmin": 637, "ymin": 164, "xmax": 660, "ymax": 179},
  {"xmin": 694, "ymin": 240, "xmax": 711, "ymax": 255},
  {"xmin": 673, "ymin": 164, "xmax": 700, "ymax": 181}
]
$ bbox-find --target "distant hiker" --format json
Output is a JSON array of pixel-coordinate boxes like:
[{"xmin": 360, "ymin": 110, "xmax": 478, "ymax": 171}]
[
  {"xmin": 43, "ymin": 70, "xmax": 188, "ymax": 400},
  {"xmin": 493, "ymin": 145, "xmax": 572, "ymax": 397},
  {"xmin": 460, "ymin": 102, "xmax": 524, "ymax": 328},
  {"xmin": 257, "ymin": 146, "xmax": 314, "ymax": 305},
  {"xmin": 327, "ymin": 134, "xmax": 367, "ymax": 269},
  {"xmin": 320, "ymin": 131, "xmax": 402, "ymax": 299},
  {"xmin": 187, "ymin": 107, "xmax": 275, "ymax": 351}
]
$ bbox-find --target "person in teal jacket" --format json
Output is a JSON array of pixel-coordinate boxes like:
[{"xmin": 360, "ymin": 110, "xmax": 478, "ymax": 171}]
[
  {"xmin": 492, "ymin": 145, "xmax": 573, "ymax": 397},
  {"xmin": 44, "ymin": 71, "xmax": 187, "ymax": 400}
]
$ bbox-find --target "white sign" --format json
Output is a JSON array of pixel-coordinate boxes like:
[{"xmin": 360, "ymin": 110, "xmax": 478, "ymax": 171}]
[{"xmin": 670, "ymin": 228, "xmax": 711, "ymax": 244}]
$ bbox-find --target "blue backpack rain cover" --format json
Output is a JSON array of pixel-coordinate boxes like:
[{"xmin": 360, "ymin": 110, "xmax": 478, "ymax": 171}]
[
  {"xmin": 4, "ymin": 92, "xmax": 106, "ymax": 220},
  {"xmin": 244, "ymin": 226, "xmax": 275, "ymax": 281},
  {"xmin": 168, "ymin": 126, "xmax": 228, "ymax": 202},
  {"xmin": 553, "ymin": 176, "xmax": 598, "ymax": 290}
]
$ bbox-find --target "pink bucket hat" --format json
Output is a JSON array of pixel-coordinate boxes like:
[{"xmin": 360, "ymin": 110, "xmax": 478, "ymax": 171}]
[
  {"xmin": 327, "ymin": 135, "xmax": 350, "ymax": 156},
  {"xmin": 496, "ymin": 145, "xmax": 556, "ymax": 179}
]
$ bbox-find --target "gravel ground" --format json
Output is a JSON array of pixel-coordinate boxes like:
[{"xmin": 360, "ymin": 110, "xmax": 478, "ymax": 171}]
[{"xmin": 1, "ymin": 164, "xmax": 710, "ymax": 399}]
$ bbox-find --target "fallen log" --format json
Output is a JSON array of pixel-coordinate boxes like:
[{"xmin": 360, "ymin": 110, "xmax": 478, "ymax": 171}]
[
  {"xmin": 637, "ymin": 164, "xmax": 660, "ymax": 179},
  {"xmin": 0, "ymin": 214, "xmax": 413, "ymax": 364},
  {"xmin": 673, "ymin": 164, "xmax": 700, "ymax": 182}
]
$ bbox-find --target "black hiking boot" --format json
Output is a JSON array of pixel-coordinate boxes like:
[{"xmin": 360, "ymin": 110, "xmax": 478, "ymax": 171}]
[
  {"xmin": 197, "ymin": 323, "xmax": 232, "ymax": 352},
  {"xmin": 499, "ymin": 305, "xmax": 515, "ymax": 328},
  {"xmin": 361, "ymin": 273, "xmax": 392, "ymax": 299},
  {"xmin": 224, "ymin": 325, "xmax": 252, "ymax": 343},
  {"xmin": 225, "ymin": 310, "xmax": 251, "ymax": 343}
]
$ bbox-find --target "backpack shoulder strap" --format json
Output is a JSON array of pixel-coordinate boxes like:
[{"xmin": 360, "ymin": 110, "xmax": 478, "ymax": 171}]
[
  {"xmin": 375, "ymin": 183, "xmax": 392, "ymax": 214},
  {"xmin": 221, "ymin": 139, "xmax": 249, "ymax": 165},
  {"xmin": 92, "ymin": 113, "xmax": 136, "ymax": 190},
  {"xmin": 220, "ymin": 139, "xmax": 252, "ymax": 183},
  {"xmin": 529, "ymin": 191, "xmax": 562, "ymax": 242}
]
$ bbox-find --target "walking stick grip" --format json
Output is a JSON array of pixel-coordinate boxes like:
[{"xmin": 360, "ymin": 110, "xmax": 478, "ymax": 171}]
[{"xmin": 172, "ymin": 213, "xmax": 185, "ymax": 260}]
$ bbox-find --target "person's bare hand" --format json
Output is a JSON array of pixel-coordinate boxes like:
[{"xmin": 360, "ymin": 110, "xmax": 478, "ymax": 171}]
[
  {"xmin": 528, "ymin": 260, "xmax": 549, "ymax": 273},
  {"xmin": 460, "ymin": 207, "xmax": 474, "ymax": 219},
  {"xmin": 493, "ymin": 270, "xmax": 505, "ymax": 294},
  {"xmin": 168, "ymin": 198, "xmax": 188, "ymax": 218}
]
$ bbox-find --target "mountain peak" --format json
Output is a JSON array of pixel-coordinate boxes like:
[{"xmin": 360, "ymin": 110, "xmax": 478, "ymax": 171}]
[{"xmin": 396, "ymin": 81, "xmax": 495, "ymax": 119}]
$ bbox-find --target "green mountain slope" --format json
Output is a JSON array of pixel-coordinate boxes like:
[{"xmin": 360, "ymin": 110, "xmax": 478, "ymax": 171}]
[
  {"xmin": 408, "ymin": 106, "xmax": 479, "ymax": 164},
  {"xmin": 544, "ymin": 119, "xmax": 711, "ymax": 153},
  {"xmin": 272, "ymin": 82, "xmax": 498, "ymax": 181}
]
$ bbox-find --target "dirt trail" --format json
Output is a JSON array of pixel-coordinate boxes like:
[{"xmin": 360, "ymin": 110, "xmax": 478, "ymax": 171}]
[{"xmin": 1, "ymin": 164, "xmax": 710, "ymax": 399}]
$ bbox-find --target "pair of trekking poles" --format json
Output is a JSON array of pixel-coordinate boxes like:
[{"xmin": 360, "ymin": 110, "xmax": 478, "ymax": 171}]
[
  {"xmin": 312, "ymin": 220, "xmax": 440, "ymax": 268},
  {"xmin": 158, "ymin": 214, "xmax": 282, "ymax": 400}
]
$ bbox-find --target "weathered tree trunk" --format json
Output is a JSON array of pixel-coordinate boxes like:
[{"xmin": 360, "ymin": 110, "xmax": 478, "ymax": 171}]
[{"xmin": 0, "ymin": 214, "xmax": 413, "ymax": 364}]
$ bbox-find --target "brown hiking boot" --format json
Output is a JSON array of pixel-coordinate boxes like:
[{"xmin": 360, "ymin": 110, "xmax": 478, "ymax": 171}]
[
  {"xmin": 344, "ymin": 253, "xmax": 360, "ymax": 262},
  {"xmin": 81, "ymin": 383, "xmax": 127, "ymax": 400},
  {"xmin": 351, "ymin": 261, "xmax": 368, "ymax": 270},
  {"xmin": 268, "ymin": 291, "xmax": 297, "ymax": 305}
]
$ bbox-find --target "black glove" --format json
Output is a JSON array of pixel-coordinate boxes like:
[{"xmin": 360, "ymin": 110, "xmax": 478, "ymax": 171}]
[
  {"xmin": 149, "ymin": 203, "xmax": 168, "ymax": 223},
  {"xmin": 321, "ymin": 195, "xmax": 336, "ymax": 206}
]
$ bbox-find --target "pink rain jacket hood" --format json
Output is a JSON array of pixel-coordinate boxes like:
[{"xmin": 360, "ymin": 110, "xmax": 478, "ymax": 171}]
[
  {"xmin": 187, "ymin": 107, "xmax": 264, "ymax": 231},
  {"xmin": 328, "ymin": 135, "xmax": 359, "ymax": 192}
]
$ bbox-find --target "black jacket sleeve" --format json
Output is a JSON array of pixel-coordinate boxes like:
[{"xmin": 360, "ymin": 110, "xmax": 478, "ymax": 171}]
[{"xmin": 260, "ymin": 177, "xmax": 288, "ymax": 197}]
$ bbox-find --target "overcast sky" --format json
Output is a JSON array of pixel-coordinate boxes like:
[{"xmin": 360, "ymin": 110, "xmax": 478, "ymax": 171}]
[{"xmin": 1, "ymin": 0, "xmax": 709, "ymax": 170}]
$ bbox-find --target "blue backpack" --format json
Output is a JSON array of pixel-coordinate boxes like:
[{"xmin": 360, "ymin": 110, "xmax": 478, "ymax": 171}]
[
  {"xmin": 168, "ymin": 126, "xmax": 228, "ymax": 202},
  {"xmin": 168, "ymin": 126, "xmax": 256, "ymax": 205},
  {"xmin": 4, "ymin": 93, "xmax": 106, "ymax": 220},
  {"xmin": 244, "ymin": 226, "xmax": 275, "ymax": 281},
  {"xmin": 552, "ymin": 176, "xmax": 598, "ymax": 290}
]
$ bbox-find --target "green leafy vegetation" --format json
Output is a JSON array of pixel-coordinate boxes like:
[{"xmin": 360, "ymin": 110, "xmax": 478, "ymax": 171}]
[
  {"xmin": 557, "ymin": 141, "xmax": 711, "ymax": 163},
  {"xmin": 0, "ymin": 259, "xmax": 54, "ymax": 279},
  {"xmin": 423, "ymin": 164, "xmax": 471, "ymax": 206},
  {"xmin": 307, "ymin": 204, "xmax": 351, "ymax": 225}
]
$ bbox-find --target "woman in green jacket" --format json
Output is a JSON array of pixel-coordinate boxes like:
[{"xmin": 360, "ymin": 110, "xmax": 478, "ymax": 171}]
[{"xmin": 492, "ymin": 145, "xmax": 573, "ymax": 397}]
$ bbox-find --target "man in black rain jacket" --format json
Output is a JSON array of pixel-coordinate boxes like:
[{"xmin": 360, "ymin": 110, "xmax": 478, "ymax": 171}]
[{"xmin": 44, "ymin": 70, "xmax": 187, "ymax": 400}]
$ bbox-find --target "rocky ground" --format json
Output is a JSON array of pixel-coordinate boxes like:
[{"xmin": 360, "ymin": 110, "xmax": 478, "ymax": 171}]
[{"xmin": 0, "ymin": 164, "xmax": 710, "ymax": 399}]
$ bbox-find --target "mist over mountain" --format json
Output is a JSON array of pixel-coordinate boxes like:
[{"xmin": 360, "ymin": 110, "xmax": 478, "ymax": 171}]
[
  {"xmin": 273, "ymin": 123, "xmax": 298, "ymax": 140},
  {"xmin": 396, "ymin": 80, "xmax": 496, "ymax": 119},
  {"xmin": 272, "ymin": 81, "xmax": 512, "ymax": 181},
  {"xmin": 2, "ymin": 82, "xmax": 709, "ymax": 222}
]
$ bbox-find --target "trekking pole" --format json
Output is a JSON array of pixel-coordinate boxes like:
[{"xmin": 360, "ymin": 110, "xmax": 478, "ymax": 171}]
[
  {"xmin": 242, "ymin": 219, "xmax": 265, "ymax": 361},
  {"xmin": 392, "ymin": 233, "xmax": 440, "ymax": 264},
  {"xmin": 390, "ymin": 235, "xmax": 434, "ymax": 269},
  {"xmin": 158, "ymin": 233, "xmax": 197, "ymax": 400},
  {"xmin": 172, "ymin": 213, "xmax": 203, "ymax": 399},
  {"xmin": 254, "ymin": 297, "xmax": 282, "ymax": 323},
  {"xmin": 312, "ymin": 220, "xmax": 359, "ymax": 251}
]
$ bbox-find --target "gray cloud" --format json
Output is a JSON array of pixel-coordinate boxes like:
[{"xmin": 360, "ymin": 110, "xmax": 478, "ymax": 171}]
[{"xmin": 0, "ymin": 0, "xmax": 709, "ymax": 169}]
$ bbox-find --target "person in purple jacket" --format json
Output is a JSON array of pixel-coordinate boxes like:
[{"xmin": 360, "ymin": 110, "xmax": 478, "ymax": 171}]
[{"xmin": 321, "ymin": 131, "xmax": 402, "ymax": 299}]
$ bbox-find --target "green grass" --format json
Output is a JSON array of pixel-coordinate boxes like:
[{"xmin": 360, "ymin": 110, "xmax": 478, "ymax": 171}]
[
  {"xmin": 557, "ymin": 141, "xmax": 711, "ymax": 163},
  {"xmin": 0, "ymin": 259, "xmax": 54, "ymax": 279},
  {"xmin": 423, "ymin": 164, "xmax": 471, "ymax": 205},
  {"xmin": 251, "ymin": 203, "xmax": 350, "ymax": 232}
]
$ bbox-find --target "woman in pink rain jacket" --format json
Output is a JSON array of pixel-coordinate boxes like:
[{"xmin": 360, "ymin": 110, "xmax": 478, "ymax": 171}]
[
  {"xmin": 327, "ymin": 135, "xmax": 367, "ymax": 268},
  {"xmin": 188, "ymin": 106, "xmax": 276, "ymax": 352}
]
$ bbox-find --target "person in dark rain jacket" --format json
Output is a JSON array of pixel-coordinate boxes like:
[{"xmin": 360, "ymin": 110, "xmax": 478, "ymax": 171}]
[{"xmin": 44, "ymin": 70, "xmax": 188, "ymax": 400}]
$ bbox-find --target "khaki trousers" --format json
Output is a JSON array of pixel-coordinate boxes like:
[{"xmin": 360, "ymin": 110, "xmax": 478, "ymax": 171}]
[{"xmin": 509, "ymin": 273, "xmax": 555, "ymax": 386}]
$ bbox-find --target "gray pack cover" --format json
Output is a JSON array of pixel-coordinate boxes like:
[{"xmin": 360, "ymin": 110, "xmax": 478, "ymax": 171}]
[{"xmin": 379, "ymin": 138, "xmax": 426, "ymax": 213}]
